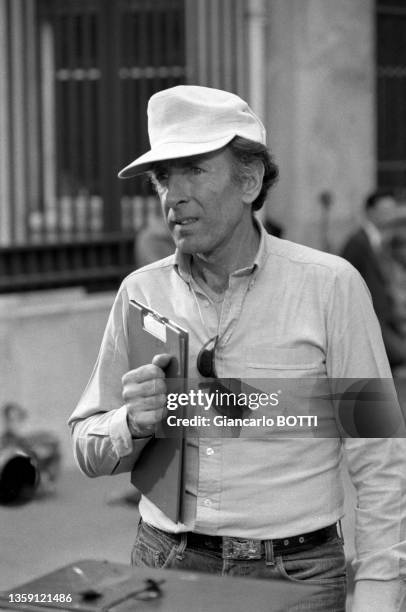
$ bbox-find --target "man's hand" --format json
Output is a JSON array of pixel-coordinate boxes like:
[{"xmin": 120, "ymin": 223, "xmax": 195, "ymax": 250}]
[
  {"xmin": 122, "ymin": 353, "xmax": 172, "ymax": 438},
  {"xmin": 351, "ymin": 579, "xmax": 405, "ymax": 612}
]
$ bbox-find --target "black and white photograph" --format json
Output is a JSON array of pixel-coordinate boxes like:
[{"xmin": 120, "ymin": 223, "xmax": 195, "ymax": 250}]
[{"xmin": 0, "ymin": 1, "xmax": 406, "ymax": 611}]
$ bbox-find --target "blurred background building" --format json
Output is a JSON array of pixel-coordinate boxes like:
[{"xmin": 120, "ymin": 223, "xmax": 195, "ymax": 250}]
[
  {"xmin": 0, "ymin": 0, "xmax": 405, "ymax": 463},
  {"xmin": 1, "ymin": 0, "xmax": 405, "ymax": 284}
]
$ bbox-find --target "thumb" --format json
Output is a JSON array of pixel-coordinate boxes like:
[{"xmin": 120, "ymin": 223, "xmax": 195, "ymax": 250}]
[{"xmin": 152, "ymin": 353, "xmax": 173, "ymax": 371}]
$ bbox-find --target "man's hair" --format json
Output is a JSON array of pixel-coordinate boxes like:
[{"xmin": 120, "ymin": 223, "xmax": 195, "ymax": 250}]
[
  {"xmin": 227, "ymin": 136, "xmax": 279, "ymax": 211},
  {"xmin": 364, "ymin": 189, "xmax": 395, "ymax": 211}
]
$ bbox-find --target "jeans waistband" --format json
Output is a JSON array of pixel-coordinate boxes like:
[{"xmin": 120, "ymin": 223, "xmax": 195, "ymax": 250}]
[{"xmin": 146, "ymin": 522, "xmax": 339, "ymax": 560}]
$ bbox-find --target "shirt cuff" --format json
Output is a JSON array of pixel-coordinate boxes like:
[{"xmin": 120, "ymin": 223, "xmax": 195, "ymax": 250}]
[{"xmin": 108, "ymin": 405, "xmax": 134, "ymax": 457}]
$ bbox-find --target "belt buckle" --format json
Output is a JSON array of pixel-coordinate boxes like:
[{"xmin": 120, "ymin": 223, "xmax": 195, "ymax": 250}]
[{"xmin": 222, "ymin": 537, "xmax": 262, "ymax": 560}]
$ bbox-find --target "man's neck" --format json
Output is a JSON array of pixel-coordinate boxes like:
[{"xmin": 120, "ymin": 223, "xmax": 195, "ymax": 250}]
[{"xmin": 191, "ymin": 219, "xmax": 260, "ymax": 294}]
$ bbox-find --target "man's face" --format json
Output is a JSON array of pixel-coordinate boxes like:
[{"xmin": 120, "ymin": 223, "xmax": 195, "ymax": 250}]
[
  {"xmin": 151, "ymin": 148, "xmax": 251, "ymax": 258},
  {"xmin": 368, "ymin": 196, "xmax": 397, "ymax": 230}
]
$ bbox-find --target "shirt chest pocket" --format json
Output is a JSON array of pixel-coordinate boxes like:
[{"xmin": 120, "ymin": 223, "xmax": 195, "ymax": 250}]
[{"xmin": 243, "ymin": 345, "xmax": 325, "ymax": 376}]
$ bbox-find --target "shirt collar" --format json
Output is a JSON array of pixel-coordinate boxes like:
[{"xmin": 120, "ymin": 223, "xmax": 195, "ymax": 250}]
[{"xmin": 173, "ymin": 216, "xmax": 268, "ymax": 283}]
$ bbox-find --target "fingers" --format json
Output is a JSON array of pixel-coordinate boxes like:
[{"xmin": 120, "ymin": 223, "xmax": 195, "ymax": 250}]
[
  {"xmin": 122, "ymin": 354, "xmax": 172, "ymax": 385},
  {"xmin": 122, "ymin": 354, "xmax": 172, "ymax": 438},
  {"xmin": 122, "ymin": 377, "xmax": 166, "ymax": 403},
  {"xmin": 122, "ymin": 364, "xmax": 165, "ymax": 386},
  {"xmin": 152, "ymin": 353, "xmax": 173, "ymax": 370}
]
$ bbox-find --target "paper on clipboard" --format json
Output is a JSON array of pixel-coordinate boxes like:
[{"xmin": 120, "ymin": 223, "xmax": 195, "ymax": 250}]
[{"xmin": 128, "ymin": 299, "xmax": 188, "ymax": 523}]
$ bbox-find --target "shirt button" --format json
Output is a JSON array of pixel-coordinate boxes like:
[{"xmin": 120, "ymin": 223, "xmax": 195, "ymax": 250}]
[
  {"xmin": 203, "ymin": 498, "xmax": 212, "ymax": 507},
  {"xmin": 206, "ymin": 447, "xmax": 214, "ymax": 455}
]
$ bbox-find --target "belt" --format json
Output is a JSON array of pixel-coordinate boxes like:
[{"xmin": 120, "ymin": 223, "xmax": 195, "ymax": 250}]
[{"xmin": 187, "ymin": 524, "xmax": 338, "ymax": 559}]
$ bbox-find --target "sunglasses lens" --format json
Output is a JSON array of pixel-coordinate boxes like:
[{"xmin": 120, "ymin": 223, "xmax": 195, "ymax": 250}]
[
  {"xmin": 197, "ymin": 337, "xmax": 217, "ymax": 377},
  {"xmin": 198, "ymin": 347, "xmax": 215, "ymax": 377}
]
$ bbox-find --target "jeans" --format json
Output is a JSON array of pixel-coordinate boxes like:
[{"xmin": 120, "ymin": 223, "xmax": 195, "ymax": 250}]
[{"xmin": 131, "ymin": 521, "xmax": 347, "ymax": 611}]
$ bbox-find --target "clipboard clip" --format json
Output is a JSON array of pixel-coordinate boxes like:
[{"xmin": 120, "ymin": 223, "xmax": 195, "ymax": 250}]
[{"xmin": 142, "ymin": 310, "xmax": 168, "ymax": 342}]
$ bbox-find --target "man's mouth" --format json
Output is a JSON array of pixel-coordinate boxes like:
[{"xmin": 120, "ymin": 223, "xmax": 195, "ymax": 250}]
[{"xmin": 174, "ymin": 218, "xmax": 198, "ymax": 226}]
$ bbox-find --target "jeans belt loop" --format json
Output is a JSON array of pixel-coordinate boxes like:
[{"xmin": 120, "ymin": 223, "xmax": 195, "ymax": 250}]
[{"xmin": 264, "ymin": 539, "xmax": 275, "ymax": 566}]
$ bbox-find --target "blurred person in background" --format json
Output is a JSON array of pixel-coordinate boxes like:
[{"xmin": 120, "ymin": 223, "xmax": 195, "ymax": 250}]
[
  {"xmin": 135, "ymin": 213, "xmax": 174, "ymax": 268},
  {"xmin": 341, "ymin": 191, "xmax": 406, "ymax": 369},
  {"xmin": 386, "ymin": 209, "xmax": 406, "ymax": 338}
]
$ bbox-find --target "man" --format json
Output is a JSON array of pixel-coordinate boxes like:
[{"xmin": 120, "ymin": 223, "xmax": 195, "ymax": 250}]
[
  {"xmin": 69, "ymin": 86, "xmax": 405, "ymax": 611},
  {"xmin": 341, "ymin": 191, "xmax": 406, "ymax": 368}
]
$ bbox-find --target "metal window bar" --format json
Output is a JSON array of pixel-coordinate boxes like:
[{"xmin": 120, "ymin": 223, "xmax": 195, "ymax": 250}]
[{"xmin": 185, "ymin": 0, "xmax": 248, "ymax": 97}]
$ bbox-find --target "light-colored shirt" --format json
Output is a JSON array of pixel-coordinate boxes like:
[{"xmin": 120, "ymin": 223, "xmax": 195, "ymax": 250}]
[{"xmin": 69, "ymin": 222, "xmax": 406, "ymax": 587}]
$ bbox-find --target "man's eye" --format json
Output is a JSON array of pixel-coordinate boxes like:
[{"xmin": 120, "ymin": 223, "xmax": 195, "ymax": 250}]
[{"xmin": 190, "ymin": 166, "xmax": 203, "ymax": 175}]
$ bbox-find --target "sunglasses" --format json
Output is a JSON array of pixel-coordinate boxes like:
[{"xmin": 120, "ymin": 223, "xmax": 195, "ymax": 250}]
[
  {"xmin": 196, "ymin": 336, "xmax": 247, "ymax": 421},
  {"xmin": 196, "ymin": 336, "xmax": 218, "ymax": 378}
]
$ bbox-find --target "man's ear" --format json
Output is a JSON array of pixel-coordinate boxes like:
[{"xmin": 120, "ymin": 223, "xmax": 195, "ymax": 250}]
[{"xmin": 241, "ymin": 161, "xmax": 265, "ymax": 205}]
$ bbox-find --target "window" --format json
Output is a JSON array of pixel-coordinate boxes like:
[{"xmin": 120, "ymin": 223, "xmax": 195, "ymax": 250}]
[
  {"xmin": 376, "ymin": 0, "xmax": 406, "ymax": 194},
  {"xmin": 38, "ymin": 0, "xmax": 186, "ymax": 238}
]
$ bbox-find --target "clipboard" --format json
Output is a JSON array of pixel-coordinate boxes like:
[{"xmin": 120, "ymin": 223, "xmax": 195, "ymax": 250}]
[{"xmin": 127, "ymin": 299, "xmax": 188, "ymax": 523}]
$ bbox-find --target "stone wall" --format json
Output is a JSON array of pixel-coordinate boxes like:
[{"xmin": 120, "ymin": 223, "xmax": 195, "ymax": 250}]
[{"xmin": 264, "ymin": 0, "xmax": 375, "ymax": 252}]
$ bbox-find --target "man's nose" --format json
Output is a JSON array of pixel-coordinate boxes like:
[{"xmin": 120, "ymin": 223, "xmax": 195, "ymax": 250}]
[{"xmin": 165, "ymin": 171, "xmax": 189, "ymax": 208}]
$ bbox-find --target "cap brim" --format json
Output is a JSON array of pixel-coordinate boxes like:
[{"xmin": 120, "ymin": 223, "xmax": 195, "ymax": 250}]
[{"xmin": 118, "ymin": 135, "xmax": 235, "ymax": 178}]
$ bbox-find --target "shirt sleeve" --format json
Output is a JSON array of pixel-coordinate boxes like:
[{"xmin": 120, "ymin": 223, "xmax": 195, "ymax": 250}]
[
  {"xmin": 326, "ymin": 260, "xmax": 406, "ymax": 589},
  {"xmin": 68, "ymin": 283, "xmax": 150, "ymax": 477}
]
